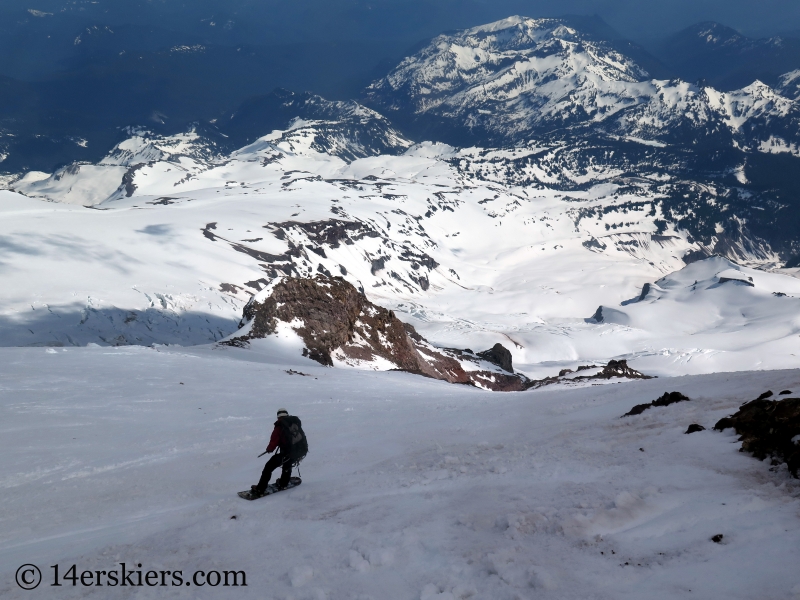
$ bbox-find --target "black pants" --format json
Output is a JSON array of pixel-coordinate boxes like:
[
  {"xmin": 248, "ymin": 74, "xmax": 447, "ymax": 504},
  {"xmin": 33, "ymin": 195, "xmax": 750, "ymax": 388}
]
[{"xmin": 256, "ymin": 453, "xmax": 292, "ymax": 492}]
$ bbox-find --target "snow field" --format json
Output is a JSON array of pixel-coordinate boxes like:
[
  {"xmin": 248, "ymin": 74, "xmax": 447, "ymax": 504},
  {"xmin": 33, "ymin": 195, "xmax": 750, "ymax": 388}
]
[
  {"xmin": 1, "ymin": 346, "xmax": 800, "ymax": 599},
  {"xmin": 5, "ymin": 135, "xmax": 800, "ymax": 378}
]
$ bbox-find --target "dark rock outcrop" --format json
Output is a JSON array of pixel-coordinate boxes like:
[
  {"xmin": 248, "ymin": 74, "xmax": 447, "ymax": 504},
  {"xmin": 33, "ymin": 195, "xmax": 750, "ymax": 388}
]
[
  {"xmin": 237, "ymin": 275, "xmax": 417, "ymax": 369},
  {"xmin": 522, "ymin": 359, "xmax": 651, "ymax": 390},
  {"xmin": 685, "ymin": 424, "xmax": 706, "ymax": 434},
  {"xmin": 718, "ymin": 274, "xmax": 754, "ymax": 286},
  {"xmin": 596, "ymin": 360, "xmax": 650, "ymax": 380},
  {"xmin": 477, "ymin": 343, "xmax": 514, "ymax": 373},
  {"xmin": 623, "ymin": 391, "xmax": 690, "ymax": 417},
  {"xmin": 714, "ymin": 393, "xmax": 800, "ymax": 477},
  {"xmin": 224, "ymin": 275, "xmax": 653, "ymax": 392},
  {"xmin": 226, "ymin": 275, "xmax": 531, "ymax": 391}
]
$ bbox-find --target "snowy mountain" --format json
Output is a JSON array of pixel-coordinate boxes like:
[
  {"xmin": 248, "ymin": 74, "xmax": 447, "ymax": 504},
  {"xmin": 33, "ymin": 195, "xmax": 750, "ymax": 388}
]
[
  {"xmin": 10, "ymin": 92, "xmax": 412, "ymax": 206},
  {"xmin": 365, "ymin": 16, "xmax": 800, "ymax": 153},
  {"xmin": 217, "ymin": 89, "xmax": 414, "ymax": 159},
  {"xmin": 779, "ymin": 69, "xmax": 800, "ymax": 101},
  {"xmin": 366, "ymin": 16, "xmax": 650, "ymax": 143}
]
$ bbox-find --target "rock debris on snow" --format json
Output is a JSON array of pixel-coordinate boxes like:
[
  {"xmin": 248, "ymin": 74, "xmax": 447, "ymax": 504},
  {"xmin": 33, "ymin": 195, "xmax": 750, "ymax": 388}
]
[
  {"xmin": 714, "ymin": 392, "xmax": 800, "ymax": 477},
  {"xmin": 623, "ymin": 391, "xmax": 690, "ymax": 417}
]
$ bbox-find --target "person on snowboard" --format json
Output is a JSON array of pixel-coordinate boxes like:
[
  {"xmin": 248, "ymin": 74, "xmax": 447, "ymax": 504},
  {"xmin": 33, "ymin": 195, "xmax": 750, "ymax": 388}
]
[{"xmin": 251, "ymin": 408, "xmax": 307, "ymax": 496}]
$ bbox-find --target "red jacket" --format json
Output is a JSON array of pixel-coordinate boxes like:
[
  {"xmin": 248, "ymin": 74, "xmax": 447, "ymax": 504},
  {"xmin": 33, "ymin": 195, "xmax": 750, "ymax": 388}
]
[{"xmin": 266, "ymin": 419, "xmax": 287, "ymax": 453}]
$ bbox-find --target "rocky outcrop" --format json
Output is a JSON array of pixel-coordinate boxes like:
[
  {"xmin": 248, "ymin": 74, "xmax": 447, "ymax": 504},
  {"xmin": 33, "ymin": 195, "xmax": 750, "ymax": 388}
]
[
  {"xmin": 225, "ymin": 275, "xmax": 531, "ymax": 391},
  {"xmin": 238, "ymin": 275, "xmax": 408, "ymax": 367},
  {"xmin": 599, "ymin": 360, "xmax": 652, "ymax": 380},
  {"xmin": 477, "ymin": 343, "xmax": 514, "ymax": 373},
  {"xmin": 224, "ymin": 275, "xmax": 653, "ymax": 392},
  {"xmin": 714, "ymin": 391, "xmax": 800, "ymax": 477},
  {"xmin": 622, "ymin": 391, "xmax": 690, "ymax": 417}
]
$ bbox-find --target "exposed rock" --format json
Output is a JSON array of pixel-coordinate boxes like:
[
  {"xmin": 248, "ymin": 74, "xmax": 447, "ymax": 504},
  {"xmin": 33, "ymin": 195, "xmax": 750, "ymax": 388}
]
[
  {"xmin": 224, "ymin": 275, "xmax": 532, "ymax": 391},
  {"xmin": 719, "ymin": 276, "xmax": 754, "ymax": 286},
  {"xmin": 595, "ymin": 360, "xmax": 651, "ymax": 380},
  {"xmin": 711, "ymin": 534, "xmax": 724, "ymax": 543},
  {"xmin": 371, "ymin": 257, "xmax": 387, "ymax": 275},
  {"xmin": 269, "ymin": 219, "xmax": 379, "ymax": 249},
  {"xmin": 527, "ymin": 359, "xmax": 651, "ymax": 390},
  {"xmin": 713, "ymin": 392, "xmax": 800, "ymax": 477},
  {"xmin": 582, "ymin": 237, "xmax": 607, "ymax": 252},
  {"xmin": 285, "ymin": 369, "xmax": 312, "ymax": 377},
  {"xmin": 623, "ymin": 391, "xmax": 690, "ymax": 417},
  {"xmin": 780, "ymin": 390, "xmax": 792, "ymax": 395},
  {"xmin": 588, "ymin": 307, "xmax": 630, "ymax": 326},
  {"xmin": 717, "ymin": 269, "xmax": 754, "ymax": 286},
  {"xmin": 222, "ymin": 275, "xmax": 653, "ymax": 392},
  {"xmin": 685, "ymin": 424, "xmax": 706, "ymax": 434},
  {"xmin": 477, "ymin": 343, "xmax": 514, "ymax": 373}
]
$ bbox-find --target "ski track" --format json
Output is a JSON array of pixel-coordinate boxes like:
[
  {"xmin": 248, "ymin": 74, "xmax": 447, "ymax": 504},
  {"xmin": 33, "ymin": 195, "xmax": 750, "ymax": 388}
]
[{"xmin": 1, "ymin": 346, "xmax": 799, "ymax": 599}]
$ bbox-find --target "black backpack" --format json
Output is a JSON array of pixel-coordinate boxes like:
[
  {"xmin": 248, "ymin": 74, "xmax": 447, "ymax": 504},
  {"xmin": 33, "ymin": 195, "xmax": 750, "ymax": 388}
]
[{"xmin": 279, "ymin": 416, "xmax": 308, "ymax": 465}]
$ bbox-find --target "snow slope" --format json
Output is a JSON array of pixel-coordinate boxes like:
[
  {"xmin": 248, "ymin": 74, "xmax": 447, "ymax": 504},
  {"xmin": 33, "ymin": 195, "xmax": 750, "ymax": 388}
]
[
  {"xmin": 590, "ymin": 257, "xmax": 800, "ymax": 376},
  {"xmin": 1, "ymin": 346, "xmax": 799, "ymax": 599}
]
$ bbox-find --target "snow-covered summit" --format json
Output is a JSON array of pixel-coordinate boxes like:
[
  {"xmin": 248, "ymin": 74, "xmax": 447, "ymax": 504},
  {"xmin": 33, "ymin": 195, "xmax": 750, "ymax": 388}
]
[
  {"xmin": 683, "ymin": 21, "xmax": 749, "ymax": 49},
  {"xmin": 366, "ymin": 16, "xmax": 800, "ymax": 152},
  {"xmin": 220, "ymin": 89, "xmax": 413, "ymax": 160},
  {"xmin": 99, "ymin": 128, "xmax": 218, "ymax": 168},
  {"xmin": 10, "ymin": 129, "xmax": 220, "ymax": 206},
  {"xmin": 366, "ymin": 16, "xmax": 650, "ymax": 141},
  {"xmin": 10, "ymin": 95, "xmax": 413, "ymax": 206}
]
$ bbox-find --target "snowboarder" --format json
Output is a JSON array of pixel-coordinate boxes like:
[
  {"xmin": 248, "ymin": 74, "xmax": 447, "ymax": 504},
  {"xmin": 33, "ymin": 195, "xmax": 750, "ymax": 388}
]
[{"xmin": 250, "ymin": 408, "xmax": 308, "ymax": 497}]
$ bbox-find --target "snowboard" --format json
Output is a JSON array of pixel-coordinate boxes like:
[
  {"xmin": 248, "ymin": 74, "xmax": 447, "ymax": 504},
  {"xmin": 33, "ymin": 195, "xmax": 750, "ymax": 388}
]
[{"xmin": 237, "ymin": 477, "xmax": 302, "ymax": 500}]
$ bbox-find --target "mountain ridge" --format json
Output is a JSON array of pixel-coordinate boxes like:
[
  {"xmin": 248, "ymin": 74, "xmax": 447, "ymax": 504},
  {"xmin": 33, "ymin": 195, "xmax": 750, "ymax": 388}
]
[{"xmin": 364, "ymin": 16, "xmax": 800, "ymax": 154}]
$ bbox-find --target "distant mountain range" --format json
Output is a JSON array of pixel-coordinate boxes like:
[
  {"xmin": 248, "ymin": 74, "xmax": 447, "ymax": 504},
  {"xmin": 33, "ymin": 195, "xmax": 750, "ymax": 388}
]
[
  {"xmin": 2, "ymin": 12, "xmax": 800, "ymax": 174},
  {"xmin": 657, "ymin": 21, "xmax": 800, "ymax": 90}
]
